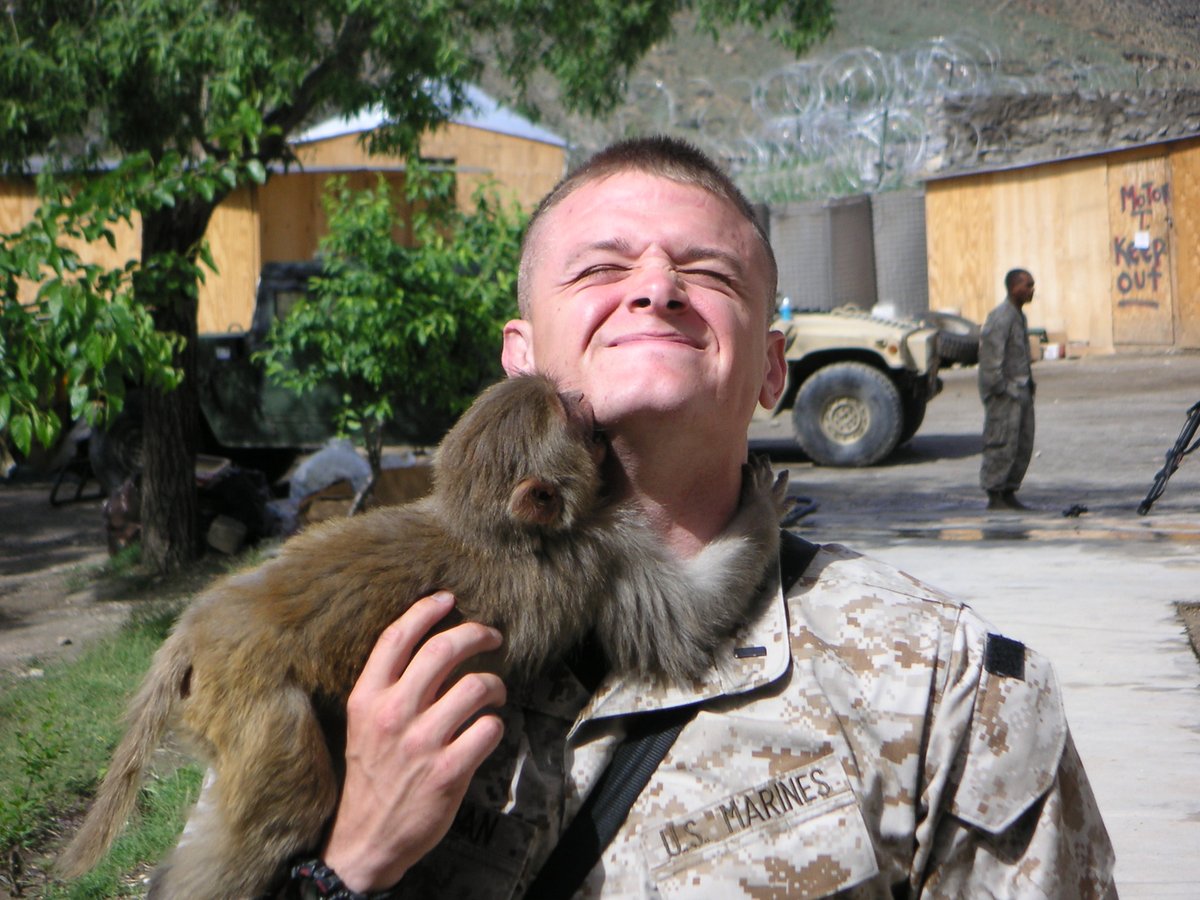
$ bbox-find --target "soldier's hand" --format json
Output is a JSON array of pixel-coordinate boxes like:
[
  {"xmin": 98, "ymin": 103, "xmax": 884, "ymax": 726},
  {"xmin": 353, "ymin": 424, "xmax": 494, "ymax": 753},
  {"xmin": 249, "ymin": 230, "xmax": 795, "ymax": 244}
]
[{"xmin": 321, "ymin": 592, "xmax": 506, "ymax": 892}]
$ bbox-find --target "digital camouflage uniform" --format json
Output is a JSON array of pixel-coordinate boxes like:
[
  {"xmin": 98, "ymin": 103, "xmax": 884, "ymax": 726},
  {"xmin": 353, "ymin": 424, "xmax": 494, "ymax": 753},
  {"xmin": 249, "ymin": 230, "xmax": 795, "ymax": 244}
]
[
  {"xmin": 386, "ymin": 537, "xmax": 1116, "ymax": 899},
  {"xmin": 978, "ymin": 299, "xmax": 1036, "ymax": 494}
]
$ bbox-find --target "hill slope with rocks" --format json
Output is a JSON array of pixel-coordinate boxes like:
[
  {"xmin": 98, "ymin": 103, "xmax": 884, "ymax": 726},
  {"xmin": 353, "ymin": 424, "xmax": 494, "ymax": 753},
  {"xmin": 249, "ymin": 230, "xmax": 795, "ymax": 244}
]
[{"xmin": 483, "ymin": 0, "xmax": 1200, "ymax": 199}]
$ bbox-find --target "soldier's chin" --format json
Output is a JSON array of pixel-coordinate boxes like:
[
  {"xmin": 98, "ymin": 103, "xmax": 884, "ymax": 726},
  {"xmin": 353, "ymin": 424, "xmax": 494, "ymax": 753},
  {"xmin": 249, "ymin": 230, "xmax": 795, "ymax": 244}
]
[{"xmin": 592, "ymin": 378, "xmax": 703, "ymax": 425}]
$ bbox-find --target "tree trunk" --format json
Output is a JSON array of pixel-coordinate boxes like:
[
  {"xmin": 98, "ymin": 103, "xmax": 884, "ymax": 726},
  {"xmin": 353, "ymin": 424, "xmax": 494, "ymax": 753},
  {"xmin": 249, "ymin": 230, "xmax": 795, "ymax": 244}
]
[{"xmin": 137, "ymin": 203, "xmax": 214, "ymax": 573}]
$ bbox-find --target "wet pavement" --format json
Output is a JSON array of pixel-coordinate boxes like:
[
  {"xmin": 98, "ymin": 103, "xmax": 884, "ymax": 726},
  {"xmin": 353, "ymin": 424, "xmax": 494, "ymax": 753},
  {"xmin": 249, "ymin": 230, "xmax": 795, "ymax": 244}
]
[{"xmin": 756, "ymin": 352, "xmax": 1200, "ymax": 897}]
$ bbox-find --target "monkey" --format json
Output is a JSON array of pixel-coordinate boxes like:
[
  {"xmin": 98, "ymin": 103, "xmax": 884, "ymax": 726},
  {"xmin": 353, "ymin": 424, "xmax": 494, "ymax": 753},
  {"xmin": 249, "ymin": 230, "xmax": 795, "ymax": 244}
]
[{"xmin": 59, "ymin": 373, "xmax": 788, "ymax": 899}]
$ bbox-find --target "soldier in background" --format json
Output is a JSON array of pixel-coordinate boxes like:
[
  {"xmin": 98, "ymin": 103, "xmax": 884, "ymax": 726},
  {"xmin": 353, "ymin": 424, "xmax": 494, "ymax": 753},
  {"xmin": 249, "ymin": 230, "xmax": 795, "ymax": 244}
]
[
  {"xmin": 979, "ymin": 268, "xmax": 1037, "ymax": 511},
  {"xmin": 287, "ymin": 145, "xmax": 1114, "ymax": 898}
]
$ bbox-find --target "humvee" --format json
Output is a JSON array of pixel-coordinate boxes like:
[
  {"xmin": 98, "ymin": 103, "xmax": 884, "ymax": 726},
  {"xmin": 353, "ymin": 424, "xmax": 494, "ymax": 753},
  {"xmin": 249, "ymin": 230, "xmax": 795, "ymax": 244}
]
[
  {"xmin": 755, "ymin": 307, "xmax": 943, "ymax": 467},
  {"xmin": 88, "ymin": 261, "xmax": 451, "ymax": 492}
]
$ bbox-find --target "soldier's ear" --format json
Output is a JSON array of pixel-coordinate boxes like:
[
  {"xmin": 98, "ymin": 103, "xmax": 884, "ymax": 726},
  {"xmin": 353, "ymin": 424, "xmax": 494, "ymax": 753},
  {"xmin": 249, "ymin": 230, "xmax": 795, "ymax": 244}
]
[
  {"xmin": 759, "ymin": 329, "xmax": 787, "ymax": 409},
  {"xmin": 502, "ymin": 320, "xmax": 536, "ymax": 376}
]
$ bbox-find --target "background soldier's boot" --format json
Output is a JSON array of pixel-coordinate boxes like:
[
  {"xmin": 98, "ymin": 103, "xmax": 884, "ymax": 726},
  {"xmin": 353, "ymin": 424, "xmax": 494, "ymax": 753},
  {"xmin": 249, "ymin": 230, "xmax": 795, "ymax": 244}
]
[
  {"xmin": 1002, "ymin": 490, "xmax": 1032, "ymax": 511},
  {"xmin": 986, "ymin": 490, "xmax": 1008, "ymax": 510}
]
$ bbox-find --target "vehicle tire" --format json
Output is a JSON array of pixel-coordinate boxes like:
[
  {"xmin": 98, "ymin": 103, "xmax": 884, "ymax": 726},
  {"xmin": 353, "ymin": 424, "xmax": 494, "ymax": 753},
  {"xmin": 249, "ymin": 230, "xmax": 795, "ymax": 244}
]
[
  {"xmin": 792, "ymin": 362, "xmax": 903, "ymax": 467},
  {"xmin": 89, "ymin": 393, "xmax": 145, "ymax": 494},
  {"xmin": 899, "ymin": 393, "xmax": 927, "ymax": 446},
  {"xmin": 920, "ymin": 312, "xmax": 980, "ymax": 366}
]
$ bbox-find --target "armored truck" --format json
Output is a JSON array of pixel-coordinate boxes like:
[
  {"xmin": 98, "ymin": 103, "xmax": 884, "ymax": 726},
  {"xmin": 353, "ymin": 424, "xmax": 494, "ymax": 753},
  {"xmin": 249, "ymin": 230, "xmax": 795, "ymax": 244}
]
[
  {"xmin": 88, "ymin": 262, "xmax": 450, "ymax": 492},
  {"xmin": 756, "ymin": 307, "xmax": 943, "ymax": 467}
]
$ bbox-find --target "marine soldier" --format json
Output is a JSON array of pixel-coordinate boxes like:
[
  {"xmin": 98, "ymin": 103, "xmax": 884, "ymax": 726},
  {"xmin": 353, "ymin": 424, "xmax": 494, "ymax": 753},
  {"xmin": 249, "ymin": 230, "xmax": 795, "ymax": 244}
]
[
  {"xmin": 287, "ymin": 141, "xmax": 1114, "ymax": 898},
  {"xmin": 979, "ymin": 269, "xmax": 1037, "ymax": 511}
]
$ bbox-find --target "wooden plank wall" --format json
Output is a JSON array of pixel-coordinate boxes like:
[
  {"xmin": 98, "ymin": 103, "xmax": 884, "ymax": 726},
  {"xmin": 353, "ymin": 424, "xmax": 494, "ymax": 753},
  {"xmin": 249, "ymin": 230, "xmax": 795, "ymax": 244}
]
[
  {"xmin": 258, "ymin": 169, "xmax": 413, "ymax": 264},
  {"xmin": 258, "ymin": 172, "xmax": 324, "ymax": 264},
  {"xmin": 926, "ymin": 157, "xmax": 1112, "ymax": 353},
  {"xmin": 1168, "ymin": 142, "xmax": 1200, "ymax": 348},
  {"xmin": 197, "ymin": 186, "xmax": 261, "ymax": 333},
  {"xmin": 294, "ymin": 124, "xmax": 566, "ymax": 211},
  {"xmin": 1106, "ymin": 149, "xmax": 1174, "ymax": 346},
  {"xmin": 0, "ymin": 179, "xmax": 39, "ymax": 237},
  {"xmin": 925, "ymin": 174, "xmax": 995, "ymax": 320},
  {"xmin": 200, "ymin": 122, "xmax": 564, "ymax": 330},
  {"xmin": 4, "ymin": 125, "xmax": 562, "ymax": 332},
  {"xmin": 0, "ymin": 178, "xmax": 140, "ymax": 305},
  {"xmin": 420, "ymin": 122, "xmax": 566, "ymax": 209}
]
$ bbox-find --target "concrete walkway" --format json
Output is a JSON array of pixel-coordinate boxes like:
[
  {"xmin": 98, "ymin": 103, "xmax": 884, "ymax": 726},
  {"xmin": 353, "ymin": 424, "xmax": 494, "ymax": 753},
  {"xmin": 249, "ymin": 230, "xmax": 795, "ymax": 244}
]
[
  {"xmin": 845, "ymin": 530, "xmax": 1200, "ymax": 898},
  {"xmin": 762, "ymin": 354, "xmax": 1200, "ymax": 898}
]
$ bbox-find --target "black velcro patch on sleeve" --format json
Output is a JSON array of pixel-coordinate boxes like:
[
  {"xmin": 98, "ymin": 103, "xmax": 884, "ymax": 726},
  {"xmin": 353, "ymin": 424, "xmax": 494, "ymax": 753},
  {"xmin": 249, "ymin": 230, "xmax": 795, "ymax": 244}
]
[
  {"xmin": 734, "ymin": 645, "xmax": 767, "ymax": 659},
  {"xmin": 984, "ymin": 633, "xmax": 1026, "ymax": 680}
]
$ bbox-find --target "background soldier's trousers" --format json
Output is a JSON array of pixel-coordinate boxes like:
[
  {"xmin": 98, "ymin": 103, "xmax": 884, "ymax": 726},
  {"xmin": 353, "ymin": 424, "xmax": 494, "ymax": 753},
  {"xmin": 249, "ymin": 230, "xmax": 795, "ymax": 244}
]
[{"xmin": 981, "ymin": 388, "xmax": 1035, "ymax": 492}]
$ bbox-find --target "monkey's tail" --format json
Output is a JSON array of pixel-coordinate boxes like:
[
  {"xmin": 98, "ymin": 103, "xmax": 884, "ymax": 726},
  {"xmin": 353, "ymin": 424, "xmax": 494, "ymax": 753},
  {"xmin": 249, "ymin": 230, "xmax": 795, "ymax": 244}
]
[{"xmin": 58, "ymin": 631, "xmax": 192, "ymax": 878}]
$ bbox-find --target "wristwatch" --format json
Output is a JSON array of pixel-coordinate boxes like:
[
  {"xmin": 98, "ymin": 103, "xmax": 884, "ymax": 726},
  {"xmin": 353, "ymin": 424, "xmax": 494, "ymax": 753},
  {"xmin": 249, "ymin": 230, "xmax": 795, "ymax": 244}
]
[{"xmin": 289, "ymin": 858, "xmax": 399, "ymax": 900}]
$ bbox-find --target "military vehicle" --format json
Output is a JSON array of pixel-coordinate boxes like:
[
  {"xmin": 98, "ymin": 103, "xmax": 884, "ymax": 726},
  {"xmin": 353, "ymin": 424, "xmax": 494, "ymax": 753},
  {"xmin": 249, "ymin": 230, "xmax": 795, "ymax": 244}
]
[
  {"xmin": 755, "ymin": 307, "xmax": 944, "ymax": 467},
  {"xmin": 90, "ymin": 270, "xmax": 949, "ymax": 487},
  {"xmin": 88, "ymin": 262, "xmax": 450, "ymax": 492}
]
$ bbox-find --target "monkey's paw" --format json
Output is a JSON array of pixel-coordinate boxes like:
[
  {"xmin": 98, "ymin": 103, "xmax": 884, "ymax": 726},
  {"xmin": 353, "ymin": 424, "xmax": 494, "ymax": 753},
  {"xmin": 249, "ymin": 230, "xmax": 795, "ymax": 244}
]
[{"xmin": 743, "ymin": 455, "xmax": 790, "ymax": 517}]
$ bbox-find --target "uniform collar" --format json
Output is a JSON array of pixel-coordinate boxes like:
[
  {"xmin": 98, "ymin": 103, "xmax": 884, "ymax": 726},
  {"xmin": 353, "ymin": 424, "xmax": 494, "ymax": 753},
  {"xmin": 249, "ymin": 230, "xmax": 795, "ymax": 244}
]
[{"xmin": 568, "ymin": 556, "xmax": 792, "ymax": 732}]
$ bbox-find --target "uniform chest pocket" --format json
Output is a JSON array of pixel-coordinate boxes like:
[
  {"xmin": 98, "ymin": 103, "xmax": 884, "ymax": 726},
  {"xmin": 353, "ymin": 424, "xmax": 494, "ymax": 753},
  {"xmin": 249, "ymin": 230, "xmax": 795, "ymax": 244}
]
[
  {"xmin": 641, "ymin": 754, "xmax": 879, "ymax": 899},
  {"xmin": 396, "ymin": 800, "xmax": 536, "ymax": 900}
]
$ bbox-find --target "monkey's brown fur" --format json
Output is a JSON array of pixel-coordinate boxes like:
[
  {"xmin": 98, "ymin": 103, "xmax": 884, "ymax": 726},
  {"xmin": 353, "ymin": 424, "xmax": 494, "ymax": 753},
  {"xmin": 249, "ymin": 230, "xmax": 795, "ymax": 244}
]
[{"xmin": 60, "ymin": 374, "xmax": 787, "ymax": 899}]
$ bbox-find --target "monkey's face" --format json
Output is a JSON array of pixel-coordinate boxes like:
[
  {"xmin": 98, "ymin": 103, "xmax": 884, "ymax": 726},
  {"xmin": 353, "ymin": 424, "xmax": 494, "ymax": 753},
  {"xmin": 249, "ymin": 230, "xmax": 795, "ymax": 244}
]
[
  {"xmin": 435, "ymin": 375, "xmax": 608, "ymax": 535},
  {"xmin": 559, "ymin": 390, "xmax": 607, "ymax": 469}
]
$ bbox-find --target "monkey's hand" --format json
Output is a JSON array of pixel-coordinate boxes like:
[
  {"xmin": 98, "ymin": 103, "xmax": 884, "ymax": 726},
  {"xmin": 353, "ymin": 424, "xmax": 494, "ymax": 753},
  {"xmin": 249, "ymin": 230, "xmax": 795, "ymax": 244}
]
[
  {"xmin": 321, "ymin": 593, "xmax": 507, "ymax": 893},
  {"xmin": 741, "ymin": 454, "xmax": 790, "ymax": 521}
]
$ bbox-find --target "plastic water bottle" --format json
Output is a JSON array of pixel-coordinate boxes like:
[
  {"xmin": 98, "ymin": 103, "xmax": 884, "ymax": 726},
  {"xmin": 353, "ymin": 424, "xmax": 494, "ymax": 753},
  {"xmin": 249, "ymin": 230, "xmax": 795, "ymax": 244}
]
[{"xmin": 779, "ymin": 295, "xmax": 792, "ymax": 321}]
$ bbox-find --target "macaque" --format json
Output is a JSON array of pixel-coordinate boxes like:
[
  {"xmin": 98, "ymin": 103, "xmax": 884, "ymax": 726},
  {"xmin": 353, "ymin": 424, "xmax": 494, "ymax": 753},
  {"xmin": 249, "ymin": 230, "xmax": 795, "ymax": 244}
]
[{"xmin": 60, "ymin": 374, "xmax": 787, "ymax": 899}]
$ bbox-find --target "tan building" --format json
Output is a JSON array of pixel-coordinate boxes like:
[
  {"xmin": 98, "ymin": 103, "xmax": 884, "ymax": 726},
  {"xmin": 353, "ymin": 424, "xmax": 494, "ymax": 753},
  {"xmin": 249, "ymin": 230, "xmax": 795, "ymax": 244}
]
[
  {"xmin": 0, "ymin": 86, "xmax": 567, "ymax": 333},
  {"xmin": 925, "ymin": 134, "xmax": 1200, "ymax": 354}
]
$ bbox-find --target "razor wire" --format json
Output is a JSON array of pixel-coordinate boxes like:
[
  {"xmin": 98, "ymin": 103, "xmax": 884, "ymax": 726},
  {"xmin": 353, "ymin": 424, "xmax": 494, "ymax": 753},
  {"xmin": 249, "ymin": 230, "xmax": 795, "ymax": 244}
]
[{"xmin": 559, "ymin": 33, "xmax": 1200, "ymax": 202}]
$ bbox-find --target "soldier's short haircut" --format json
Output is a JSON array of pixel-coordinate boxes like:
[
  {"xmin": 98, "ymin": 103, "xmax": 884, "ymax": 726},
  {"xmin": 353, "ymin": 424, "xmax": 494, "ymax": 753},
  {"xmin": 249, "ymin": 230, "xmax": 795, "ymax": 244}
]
[
  {"xmin": 1005, "ymin": 268, "xmax": 1032, "ymax": 293},
  {"xmin": 517, "ymin": 136, "xmax": 778, "ymax": 320}
]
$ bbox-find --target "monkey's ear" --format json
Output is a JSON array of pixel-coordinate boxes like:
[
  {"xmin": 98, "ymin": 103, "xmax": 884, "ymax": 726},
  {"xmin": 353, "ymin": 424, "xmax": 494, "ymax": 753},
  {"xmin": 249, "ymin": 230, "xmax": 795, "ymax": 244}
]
[{"xmin": 510, "ymin": 477, "xmax": 563, "ymax": 527}]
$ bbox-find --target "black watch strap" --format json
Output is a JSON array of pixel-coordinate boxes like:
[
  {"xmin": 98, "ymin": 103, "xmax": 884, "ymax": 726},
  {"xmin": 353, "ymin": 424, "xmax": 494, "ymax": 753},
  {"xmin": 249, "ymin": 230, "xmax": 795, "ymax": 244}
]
[{"xmin": 289, "ymin": 858, "xmax": 399, "ymax": 900}]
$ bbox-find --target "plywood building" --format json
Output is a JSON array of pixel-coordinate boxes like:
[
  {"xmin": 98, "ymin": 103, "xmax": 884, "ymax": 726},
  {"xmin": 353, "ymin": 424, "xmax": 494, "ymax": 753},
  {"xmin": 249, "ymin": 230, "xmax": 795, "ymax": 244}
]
[
  {"xmin": 2, "ymin": 86, "xmax": 567, "ymax": 333},
  {"xmin": 926, "ymin": 134, "xmax": 1200, "ymax": 354}
]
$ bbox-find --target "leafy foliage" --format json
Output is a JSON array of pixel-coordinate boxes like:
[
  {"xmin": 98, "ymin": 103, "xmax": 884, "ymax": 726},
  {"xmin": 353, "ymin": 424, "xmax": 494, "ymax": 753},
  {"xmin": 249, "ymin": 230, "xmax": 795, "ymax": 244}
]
[
  {"xmin": 0, "ymin": 0, "xmax": 831, "ymax": 570},
  {"xmin": 257, "ymin": 166, "xmax": 525, "ymax": 474},
  {"xmin": 0, "ymin": 171, "xmax": 183, "ymax": 459}
]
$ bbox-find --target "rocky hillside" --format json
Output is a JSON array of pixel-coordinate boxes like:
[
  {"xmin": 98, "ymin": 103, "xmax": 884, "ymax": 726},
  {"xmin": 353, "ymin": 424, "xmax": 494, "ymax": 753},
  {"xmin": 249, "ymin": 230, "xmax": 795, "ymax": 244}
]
[{"xmin": 483, "ymin": 0, "xmax": 1200, "ymax": 200}]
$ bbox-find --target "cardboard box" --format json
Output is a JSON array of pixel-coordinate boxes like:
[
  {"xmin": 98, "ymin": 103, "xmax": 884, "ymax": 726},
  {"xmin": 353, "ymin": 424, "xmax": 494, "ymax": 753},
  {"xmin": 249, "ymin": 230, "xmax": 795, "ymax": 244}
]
[{"xmin": 298, "ymin": 463, "xmax": 434, "ymax": 526}]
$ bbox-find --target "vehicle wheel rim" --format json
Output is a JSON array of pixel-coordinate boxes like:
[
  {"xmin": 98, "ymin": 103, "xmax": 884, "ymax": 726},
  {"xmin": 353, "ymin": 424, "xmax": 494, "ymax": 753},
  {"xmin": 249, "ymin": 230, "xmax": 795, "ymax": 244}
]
[{"xmin": 822, "ymin": 397, "xmax": 869, "ymax": 444}]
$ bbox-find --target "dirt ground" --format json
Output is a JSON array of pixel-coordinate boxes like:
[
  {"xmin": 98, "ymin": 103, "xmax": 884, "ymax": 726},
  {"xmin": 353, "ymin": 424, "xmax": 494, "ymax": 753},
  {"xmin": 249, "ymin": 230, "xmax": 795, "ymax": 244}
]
[
  {"xmin": 3, "ymin": 351, "xmax": 1200, "ymax": 679},
  {"xmin": 0, "ymin": 481, "xmax": 116, "ymax": 678}
]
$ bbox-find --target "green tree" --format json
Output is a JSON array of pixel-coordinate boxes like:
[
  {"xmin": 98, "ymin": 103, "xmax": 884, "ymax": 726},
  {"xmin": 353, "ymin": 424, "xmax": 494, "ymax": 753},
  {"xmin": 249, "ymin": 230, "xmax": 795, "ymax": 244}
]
[
  {"xmin": 1, "ymin": 173, "xmax": 182, "ymax": 461},
  {"xmin": 257, "ymin": 166, "xmax": 524, "ymax": 497},
  {"xmin": 0, "ymin": 0, "xmax": 832, "ymax": 572}
]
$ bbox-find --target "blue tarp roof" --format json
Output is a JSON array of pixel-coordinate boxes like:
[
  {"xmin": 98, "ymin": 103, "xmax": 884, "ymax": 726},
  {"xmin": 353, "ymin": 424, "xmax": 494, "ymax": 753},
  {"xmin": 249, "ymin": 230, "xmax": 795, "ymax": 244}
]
[{"xmin": 294, "ymin": 84, "xmax": 565, "ymax": 149}]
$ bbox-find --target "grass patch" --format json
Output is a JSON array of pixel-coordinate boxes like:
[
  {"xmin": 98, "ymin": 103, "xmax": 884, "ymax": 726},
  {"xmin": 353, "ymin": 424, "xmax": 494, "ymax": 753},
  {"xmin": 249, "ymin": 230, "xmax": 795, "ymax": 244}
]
[
  {"xmin": 62, "ymin": 546, "xmax": 145, "ymax": 596},
  {"xmin": 0, "ymin": 545, "xmax": 272, "ymax": 897},
  {"xmin": 47, "ymin": 767, "xmax": 202, "ymax": 899}
]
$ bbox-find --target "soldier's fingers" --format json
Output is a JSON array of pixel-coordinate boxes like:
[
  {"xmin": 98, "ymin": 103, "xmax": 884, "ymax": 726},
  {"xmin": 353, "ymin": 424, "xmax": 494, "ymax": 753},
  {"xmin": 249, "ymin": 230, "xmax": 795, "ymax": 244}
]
[
  {"xmin": 396, "ymin": 620, "xmax": 504, "ymax": 715},
  {"xmin": 422, "ymin": 671, "xmax": 508, "ymax": 747},
  {"xmin": 443, "ymin": 711, "xmax": 506, "ymax": 782},
  {"xmin": 355, "ymin": 592, "xmax": 458, "ymax": 692}
]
